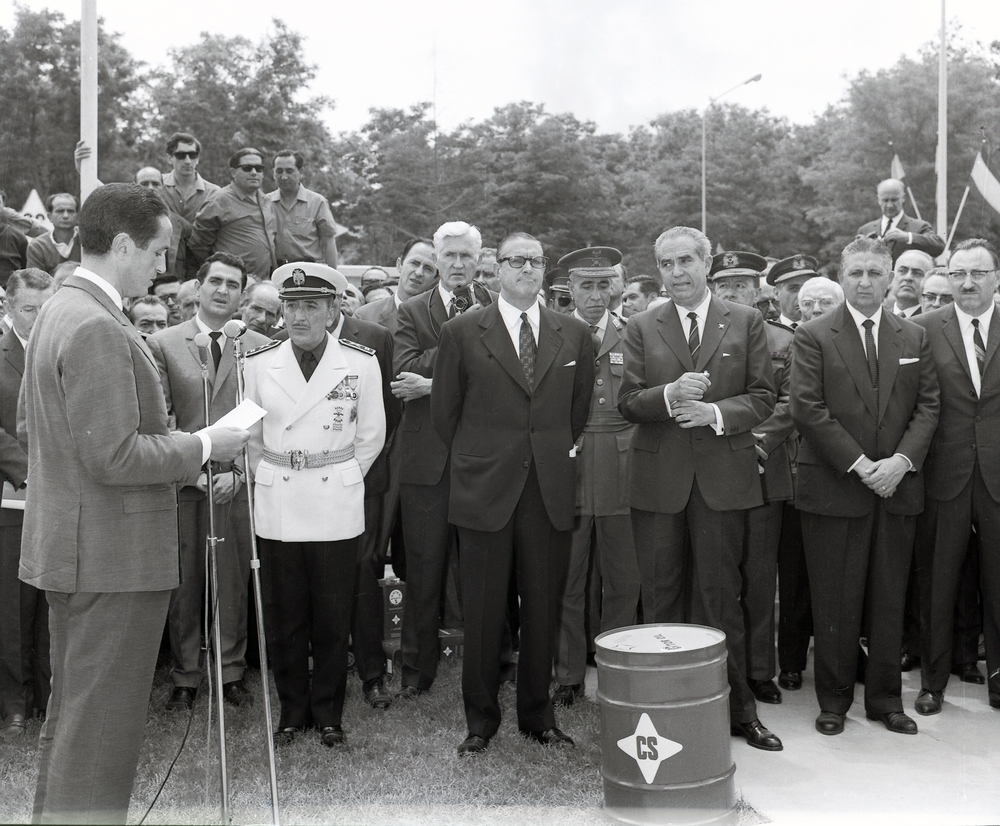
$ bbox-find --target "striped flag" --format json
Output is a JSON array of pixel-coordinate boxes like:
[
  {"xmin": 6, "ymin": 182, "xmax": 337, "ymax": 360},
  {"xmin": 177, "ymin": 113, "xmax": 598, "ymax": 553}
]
[
  {"xmin": 971, "ymin": 153, "xmax": 1000, "ymax": 216},
  {"xmin": 891, "ymin": 154, "xmax": 906, "ymax": 180}
]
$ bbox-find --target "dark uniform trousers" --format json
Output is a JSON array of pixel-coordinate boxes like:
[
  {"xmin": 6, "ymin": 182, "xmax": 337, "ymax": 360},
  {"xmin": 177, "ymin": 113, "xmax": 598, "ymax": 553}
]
[
  {"xmin": 259, "ymin": 537, "xmax": 357, "ymax": 728},
  {"xmin": 776, "ymin": 501, "xmax": 811, "ymax": 674},
  {"xmin": 743, "ymin": 500, "xmax": 783, "ymax": 681}
]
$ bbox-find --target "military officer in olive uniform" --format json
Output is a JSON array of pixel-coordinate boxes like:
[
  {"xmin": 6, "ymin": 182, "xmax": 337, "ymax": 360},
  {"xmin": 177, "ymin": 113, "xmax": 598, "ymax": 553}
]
[
  {"xmin": 710, "ymin": 251, "xmax": 796, "ymax": 705},
  {"xmin": 551, "ymin": 247, "xmax": 640, "ymax": 707},
  {"xmin": 243, "ymin": 262, "xmax": 386, "ymax": 749}
]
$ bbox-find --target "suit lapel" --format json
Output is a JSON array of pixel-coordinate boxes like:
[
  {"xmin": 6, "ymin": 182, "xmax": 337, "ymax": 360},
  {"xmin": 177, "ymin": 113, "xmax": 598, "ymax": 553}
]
[
  {"xmin": 289, "ymin": 334, "xmax": 347, "ymax": 425},
  {"xmin": 3, "ymin": 334, "xmax": 24, "ymax": 377},
  {"xmin": 877, "ymin": 312, "xmax": 903, "ymax": 422},
  {"xmin": 480, "ymin": 304, "xmax": 530, "ymax": 394},
  {"xmin": 598, "ymin": 315, "xmax": 621, "ymax": 359},
  {"xmin": 213, "ymin": 339, "xmax": 235, "ymax": 404},
  {"xmin": 940, "ymin": 306, "xmax": 974, "ymax": 385},
  {"xmin": 984, "ymin": 310, "xmax": 1000, "ymax": 370},
  {"xmin": 696, "ymin": 297, "xmax": 729, "ymax": 372},
  {"xmin": 534, "ymin": 307, "xmax": 564, "ymax": 388},
  {"xmin": 657, "ymin": 301, "xmax": 695, "ymax": 372},
  {"xmin": 832, "ymin": 305, "xmax": 879, "ymax": 421},
  {"xmin": 430, "ymin": 288, "xmax": 448, "ymax": 331}
]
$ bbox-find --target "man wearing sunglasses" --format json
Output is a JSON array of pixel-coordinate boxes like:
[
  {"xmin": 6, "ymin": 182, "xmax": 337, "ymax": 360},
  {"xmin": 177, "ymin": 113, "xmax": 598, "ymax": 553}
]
[
  {"xmin": 160, "ymin": 132, "xmax": 220, "ymax": 230},
  {"xmin": 189, "ymin": 147, "xmax": 277, "ymax": 283}
]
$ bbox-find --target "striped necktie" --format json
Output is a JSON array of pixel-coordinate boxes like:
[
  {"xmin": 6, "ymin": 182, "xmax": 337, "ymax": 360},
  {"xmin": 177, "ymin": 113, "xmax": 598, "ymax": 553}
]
[
  {"xmin": 687, "ymin": 312, "xmax": 700, "ymax": 361},
  {"xmin": 972, "ymin": 318, "xmax": 986, "ymax": 381}
]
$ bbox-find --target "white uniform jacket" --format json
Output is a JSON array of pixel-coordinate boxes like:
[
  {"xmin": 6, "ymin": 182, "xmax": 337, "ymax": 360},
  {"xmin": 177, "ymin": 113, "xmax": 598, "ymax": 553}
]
[{"xmin": 244, "ymin": 334, "xmax": 386, "ymax": 542}]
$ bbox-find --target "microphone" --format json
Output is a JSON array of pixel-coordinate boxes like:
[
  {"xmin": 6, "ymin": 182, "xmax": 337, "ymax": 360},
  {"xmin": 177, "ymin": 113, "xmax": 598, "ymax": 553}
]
[
  {"xmin": 223, "ymin": 319, "xmax": 248, "ymax": 339},
  {"xmin": 194, "ymin": 332, "xmax": 212, "ymax": 349}
]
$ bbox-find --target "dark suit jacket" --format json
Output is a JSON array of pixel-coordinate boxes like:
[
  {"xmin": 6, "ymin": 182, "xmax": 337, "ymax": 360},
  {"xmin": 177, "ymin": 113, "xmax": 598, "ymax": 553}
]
[
  {"xmin": 790, "ymin": 304, "xmax": 939, "ymax": 518},
  {"xmin": 0, "ymin": 327, "xmax": 28, "ymax": 528},
  {"xmin": 618, "ymin": 295, "xmax": 775, "ymax": 513},
  {"xmin": 857, "ymin": 213, "xmax": 945, "ymax": 262},
  {"xmin": 431, "ymin": 302, "xmax": 594, "ymax": 532},
  {"xmin": 19, "ymin": 275, "xmax": 204, "ymax": 593},
  {"xmin": 756, "ymin": 320, "xmax": 796, "ymax": 503},
  {"xmin": 915, "ymin": 305, "xmax": 1000, "ymax": 503},
  {"xmin": 354, "ymin": 294, "xmax": 400, "ymax": 334}
]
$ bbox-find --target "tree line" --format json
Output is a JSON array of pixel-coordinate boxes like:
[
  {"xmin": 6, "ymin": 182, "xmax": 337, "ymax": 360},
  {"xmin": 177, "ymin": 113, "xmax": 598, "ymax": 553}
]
[{"xmin": 2, "ymin": 7, "xmax": 1000, "ymax": 273}]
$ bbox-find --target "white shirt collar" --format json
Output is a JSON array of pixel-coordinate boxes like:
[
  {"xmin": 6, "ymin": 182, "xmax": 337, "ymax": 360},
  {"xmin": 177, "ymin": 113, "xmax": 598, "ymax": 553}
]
[
  {"xmin": 11, "ymin": 324, "xmax": 27, "ymax": 350},
  {"xmin": 438, "ymin": 283, "xmax": 455, "ymax": 307},
  {"xmin": 779, "ymin": 313, "xmax": 799, "ymax": 328},
  {"xmin": 883, "ymin": 213, "xmax": 902, "ymax": 232},
  {"xmin": 498, "ymin": 294, "xmax": 540, "ymax": 329},
  {"xmin": 393, "ymin": 292, "xmax": 403, "ymax": 309},
  {"xmin": 846, "ymin": 302, "xmax": 883, "ymax": 350},
  {"xmin": 893, "ymin": 303, "xmax": 920, "ymax": 318},
  {"xmin": 72, "ymin": 266, "xmax": 124, "ymax": 311},
  {"xmin": 673, "ymin": 289, "xmax": 712, "ymax": 327},
  {"xmin": 195, "ymin": 313, "xmax": 227, "ymax": 334},
  {"xmin": 954, "ymin": 300, "xmax": 995, "ymax": 337},
  {"xmin": 574, "ymin": 309, "xmax": 608, "ymax": 331}
]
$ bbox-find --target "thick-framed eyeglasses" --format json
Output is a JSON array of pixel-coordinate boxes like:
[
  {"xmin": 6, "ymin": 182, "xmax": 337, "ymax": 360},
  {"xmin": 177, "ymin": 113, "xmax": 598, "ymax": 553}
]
[
  {"xmin": 173, "ymin": 151, "xmax": 199, "ymax": 160},
  {"xmin": 799, "ymin": 298, "xmax": 839, "ymax": 311},
  {"xmin": 555, "ymin": 294, "xmax": 572, "ymax": 307},
  {"xmin": 947, "ymin": 269, "xmax": 997, "ymax": 282},
  {"xmin": 920, "ymin": 292, "xmax": 954, "ymax": 305},
  {"xmin": 238, "ymin": 164, "xmax": 265, "ymax": 173},
  {"xmin": 499, "ymin": 255, "xmax": 548, "ymax": 270}
]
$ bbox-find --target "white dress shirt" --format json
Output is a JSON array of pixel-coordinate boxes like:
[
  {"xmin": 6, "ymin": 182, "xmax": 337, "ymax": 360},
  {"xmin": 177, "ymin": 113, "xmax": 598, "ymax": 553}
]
[
  {"xmin": 497, "ymin": 295, "xmax": 540, "ymax": 356},
  {"xmin": 665, "ymin": 290, "xmax": 724, "ymax": 435},
  {"xmin": 954, "ymin": 301, "xmax": 994, "ymax": 398}
]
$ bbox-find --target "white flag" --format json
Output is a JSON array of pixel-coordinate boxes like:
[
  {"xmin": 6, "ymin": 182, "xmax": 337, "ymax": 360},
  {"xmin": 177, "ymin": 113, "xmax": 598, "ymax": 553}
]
[
  {"xmin": 971, "ymin": 153, "xmax": 1000, "ymax": 216},
  {"xmin": 891, "ymin": 154, "xmax": 906, "ymax": 180}
]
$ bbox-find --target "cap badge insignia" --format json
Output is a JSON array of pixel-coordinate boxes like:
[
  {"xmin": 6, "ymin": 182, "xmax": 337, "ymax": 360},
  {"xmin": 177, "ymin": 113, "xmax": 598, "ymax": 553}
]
[
  {"xmin": 793, "ymin": 256, "xmax": 806, "ymax": 270},
  {"xmin": 723, "ymin": 253, "xmax": 739, "ymax": 268},
  {"xmin": 292, "ymin": 268, "xmax": 306, "ymax": 286}
]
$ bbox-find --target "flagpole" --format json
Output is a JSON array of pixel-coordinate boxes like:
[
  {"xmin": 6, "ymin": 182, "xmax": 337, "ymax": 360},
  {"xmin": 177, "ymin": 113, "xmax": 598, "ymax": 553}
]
[
  {"xmin": 80, "ymin": 0, "xmax": 99, "ymax": 201},
  {"xmin": 944, "ymin": 186, "xmax": 970, "ymax": 253},
  {"xmin": 906, "ymin": 188, "xmax": 922, "ymax": 221},
  {"xmin": 935, "ymin": 0, "xmax": 947, "ymax": 238}
]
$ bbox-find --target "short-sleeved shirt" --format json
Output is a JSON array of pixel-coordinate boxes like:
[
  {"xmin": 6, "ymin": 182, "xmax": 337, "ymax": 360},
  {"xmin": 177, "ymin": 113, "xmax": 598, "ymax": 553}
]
[
  {"xmin": 161, "ymin": 172, "xmax": 221, "ymax": 227},
  {"xmin": 188, "ymin": 184, "xmax": 277, "ymax": 281},
  {"xmin": 266, "ymin": 185, "xmax": 336, "ymax": 263}
]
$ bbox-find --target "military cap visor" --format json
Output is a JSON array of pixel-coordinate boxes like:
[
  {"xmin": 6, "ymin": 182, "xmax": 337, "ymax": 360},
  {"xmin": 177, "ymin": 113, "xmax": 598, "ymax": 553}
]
[
  {"xmin": 709, "ymin": 251, "xmax": 767, "ymax": 281},
  {"xmin": 767, "ymin": 254, "xmax": 819, "ymax": 286}
]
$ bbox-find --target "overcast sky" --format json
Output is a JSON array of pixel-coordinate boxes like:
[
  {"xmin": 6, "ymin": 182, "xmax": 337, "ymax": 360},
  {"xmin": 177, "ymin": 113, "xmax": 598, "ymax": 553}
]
[{"xmin": 4, "ymin": 0, "xmax": 999, "ymax": 136}]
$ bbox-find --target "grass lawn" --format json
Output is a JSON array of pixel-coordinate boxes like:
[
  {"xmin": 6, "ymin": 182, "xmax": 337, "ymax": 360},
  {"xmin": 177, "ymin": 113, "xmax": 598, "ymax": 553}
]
[{"xmin": 1, "ymin": 656, "xmax": 762, "ymax": 825}]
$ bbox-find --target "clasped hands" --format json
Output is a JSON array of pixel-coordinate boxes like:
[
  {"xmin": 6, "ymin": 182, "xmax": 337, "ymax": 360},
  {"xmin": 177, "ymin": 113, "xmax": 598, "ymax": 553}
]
[
  {"xmin": 854, "ymin": 454, "xmax": 909, "ymax": 498},
  {"xmin": 667, "ymin": 372, "xmax": 714, "ymax": 429}
]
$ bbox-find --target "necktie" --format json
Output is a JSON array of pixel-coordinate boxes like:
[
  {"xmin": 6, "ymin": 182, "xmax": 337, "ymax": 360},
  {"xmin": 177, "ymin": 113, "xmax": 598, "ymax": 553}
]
[
  {"xmin": 972, "ymin": 318, "xmax": 986, "ymax": 381},
  {"xmin": 863, "ymin": 319, "xmax": 879, "ymax": 390},
  {"xmin": 449, "ymin": 298, "xmax": 457, "ymax": 319},
  {"xmin": 519, "ymin": 312, "xmax": 536, "ymax": 391},
  {"xmin": 209, "ymin": 331, "xmax": 222, "ymax": 371},
  {"xmin": 791, "ymin": 322, "xmax": 799, "ymax": 330},
  {"xmin": 687, "ymin": 312, "xmax": 700, "ymax": 361},
  {"xmin": 589, "ymin": 324, "xmax": 602, "ymax": 357},
  {"xmin": 300, "ymin": 350, "xmax": 317, "ymax": 382}
]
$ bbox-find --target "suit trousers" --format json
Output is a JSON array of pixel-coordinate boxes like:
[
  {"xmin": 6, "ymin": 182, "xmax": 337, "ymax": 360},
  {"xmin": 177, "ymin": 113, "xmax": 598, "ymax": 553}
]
[
  {"xmin": 742, "ymin": 500, "xmax": 782, "ymax": 681},
  {"xmin": 776, "ymin": 502, "xmax": 811, "ymax": 673},
  {"xmin": 801, "ymin": 506, "xmax": 914, "ymax": 715},
  {"xmin": 917, "ymin": 463, "xmax": 1000, "ymax": 701},
  {"xmin": 399, "ymin": 474, "xmax": 457, "ymax": 689},
  {"xmin": 631, "ymin": 480, "xmax": 758, "ymax": 725},
  {"xmin": 460, "ymin": 463, "xmax": 567, "ymax": 738},
  {"xmin": 259, "ymin": 537, "xmax": 356, "ymax": 729},
  {"xmin": 168, "ymin": 487, "xmax": 252, "ymax": 688},
  {"xmin": 352, "ymin": 493, "xmax": 387, "ymax": 683},
  {"xmin": 34, "ymin": 589, "xmax": 170, "ymax": 825},
  {"xmin": 1, "ymin": 522, "xmax": 25, "ymax": 718}
]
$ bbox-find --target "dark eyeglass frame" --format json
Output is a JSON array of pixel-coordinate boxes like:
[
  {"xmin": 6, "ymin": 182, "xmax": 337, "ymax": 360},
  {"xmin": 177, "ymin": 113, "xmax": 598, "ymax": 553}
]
[
  {"xmin": 238, "ymin": 164, "xmax": 265, "ymax": 173},
  {"xmin": 947, "ymin": 269, "xmax": 997, "ymax": 282},
  {"xmin": 920, "ymin": 292, "xmax": 954, "ymax": 304},
  {"xmin": 173, "ymin": 151, "xmax": 200, "ymax": 160},
  {"xmin": 555, "ymin": 295, "xmax": 573, "ymax": 307},
  {"xmin": 499, "ymin": 255, "xmax": 549, "ymax": 270}
]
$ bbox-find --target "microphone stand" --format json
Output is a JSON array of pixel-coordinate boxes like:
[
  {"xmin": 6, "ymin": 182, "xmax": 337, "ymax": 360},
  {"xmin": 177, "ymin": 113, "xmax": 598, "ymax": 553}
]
[
  {"xmin": 193, "ymin": 333, "xmax": 230, "ymax": 824},
  {"xmin": 225, "ymin": 320, "xmax": 280, "ymax": 825}
]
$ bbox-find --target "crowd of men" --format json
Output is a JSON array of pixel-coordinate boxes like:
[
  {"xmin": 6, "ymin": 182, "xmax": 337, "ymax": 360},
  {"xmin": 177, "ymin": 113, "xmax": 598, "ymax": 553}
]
[{"xmin": 0, "ymin": 135, "xmax": 998, "ymax": 823}]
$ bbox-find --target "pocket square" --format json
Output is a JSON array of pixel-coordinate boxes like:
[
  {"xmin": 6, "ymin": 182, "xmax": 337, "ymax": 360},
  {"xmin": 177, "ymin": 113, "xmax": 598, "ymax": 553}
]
[
  {"xmin": 563, "ymin": 360, "xmax": 576, "ymax": 367},
  {"xmin": 722, "ymin": 353, "xmax": 731, "ymax": 357},
  {"xmin": 899, "ymin": 357, "xmax": 920, "ymax": 365}
]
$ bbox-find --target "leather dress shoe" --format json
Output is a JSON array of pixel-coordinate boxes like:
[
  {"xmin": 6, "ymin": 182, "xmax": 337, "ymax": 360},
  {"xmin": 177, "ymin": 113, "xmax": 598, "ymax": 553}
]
[
  {"xmin": 457, "ymin": 734, "xmax": 491, "ymax": 756},
  {"xmin": 0, "ymin": 713, "xmax": 27, "ymax": 740},
  {"xmin": 730, "ymin": 719, "xmax": 783, "ymax": 751},
  {"xmin": 522, "ymin": 727, "xmax": 575, "ymax": 748},
  {"xmin": 989, "ymin": 697, "xmax": 1000, "ymax": 709},
  {"xmin": 953, "ymin": 663, "xmax": 985, "ymax": 685},
  {"xmin": 166, "ymin": 686, "xmax": 197, "ymax": 712},
  {"xmin": 320, "ymin": 725, "xmax": 346, "ymax": 747},
  {"xmin": 363, "ymin": 675, "xmax": 392, "ymax": 709},
  {"xmin": 395, "ymin": 685, "xmax": 424, "ymax": 701},
  {"xmin": 223, "ymin": 681, "xmax": 254, "ymax": 707},
  {"xmin": 551, "ymin": 683, "xmax": 583, "ymax": 707},
  {"xmin": 900, "ymin": 652, "xmax": 921, "ymax": 671},
  {"xmin": 915, "ymin": 689, "xmax": 943, "ymax": 716},
  {"xmin": 815, "ymin": 711, "xmax": 845, "ymax": 735},
  {"xmin": 273, "ymin": 727, "xmax": 300, "ymax": 747},
  {"xmin": 778, "ymin": 670, "xmax": 803, "ymax": 690},
  {"xmin": 748, "ymin": 678, "xmax": 782, "ymax": 704},
  {"xmin": 866, "ymin": 710, "xmax": 918, "ymax": 734}
]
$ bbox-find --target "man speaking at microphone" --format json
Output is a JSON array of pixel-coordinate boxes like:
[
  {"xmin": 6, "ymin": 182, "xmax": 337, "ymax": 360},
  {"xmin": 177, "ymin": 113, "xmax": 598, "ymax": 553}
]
[
  {"xmin": 147, "ymin": 251, "xmax": 270, "ymax": 712},
  {"xmin": 19, "ymin": 183, "xmax": 249, "ymax": 824}
]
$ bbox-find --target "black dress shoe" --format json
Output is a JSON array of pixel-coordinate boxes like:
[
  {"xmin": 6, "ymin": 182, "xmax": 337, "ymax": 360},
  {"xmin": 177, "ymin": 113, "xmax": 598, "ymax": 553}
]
[
  {"xmin": 748, "ymin": 678, "xmax": 782, "ymax": 704},
  {"xmin": 815, "ymin": 711, "xmax": 845, "ymax": 735},
  {"xmin": 166, "ymin": 686, "xmax": 197, "ymax": 712},
  {"xmin": 778, "ymin": 670, "xmax": 803, "ymax": 690},
  {"xmin": 395, "ymin": 685, "xmax": 425, "ymax": 700},
  {"xmin": 551, "ymin": 683, "xmax": 583, "ymax": 707},
  {"xmin": 223, "ymin": 681, "xmax": 254, "ymax": 707},
  {"xmin": 320, "ymin": 725, "xmax": 346, "ymax": 747},
  {"xmin": 457, "ymin": 734, "xmax": 490, "ymax": 756},
  {"xmin": 730, "ymin": 719, "xmax": 782, "ymax": 751},
  {"xmin": 915, "ymin": 689, "xmax": 943, "ymax": 716},
  {"xmin": 989, "ymin": 697, "xmax": 1000, "ymax": 709},
  {"xmin": 363, "ymin": 676, "xmax": 392, "ymax": 710},
  {"xmin": 0, "ymin": 713, "xmax": 26, "ymax": 741},
  {"xmin": 866, "ymin": 710, "xmax": 918, "ymax": 734},
  {"xmin": 522, "ymin": 727, "xmax": 575, "ymax": 748},
  {"xmin": 953, "ymin": 663, "xmax": 985, "ymax": 685},
  {"xmin": 273, "ymin": 727, "xmax": 299, "ymax": 747},
  {"xmin": 900, "ymin": 652, "xmax": 921, "ymax": 672}
]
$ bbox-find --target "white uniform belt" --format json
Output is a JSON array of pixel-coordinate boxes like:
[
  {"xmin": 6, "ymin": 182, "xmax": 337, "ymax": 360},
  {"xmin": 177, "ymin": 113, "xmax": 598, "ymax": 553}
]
[{"xmin": 262, "ymin": 445, "xmax": 355, "ymax": 470}]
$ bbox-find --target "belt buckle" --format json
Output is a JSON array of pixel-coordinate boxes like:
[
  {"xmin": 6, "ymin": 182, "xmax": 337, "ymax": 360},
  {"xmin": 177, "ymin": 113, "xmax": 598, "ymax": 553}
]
[{"xmin": 289, "ymin": 449, "xmax": 306, "ymax": 471}]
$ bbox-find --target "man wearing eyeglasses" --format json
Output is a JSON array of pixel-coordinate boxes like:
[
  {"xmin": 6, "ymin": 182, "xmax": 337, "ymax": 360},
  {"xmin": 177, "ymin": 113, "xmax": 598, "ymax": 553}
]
[
  {"xmin": 160, "ymin": 132, "xmax": 220, "ymax": 229},
  {"xmin": 432, "ymin": 232, "xmax": 594, "ymax": 755},
  {"xmin": 919, "ymin": 271, "xmax": 953, "ymax": 314},
  {"xmin": 189, "ymin": 147, "xmax": 277, "ymax": 282},
  {"xmin": 912, "ymin": 238, "xmax": 1000, "ymax": 715}
]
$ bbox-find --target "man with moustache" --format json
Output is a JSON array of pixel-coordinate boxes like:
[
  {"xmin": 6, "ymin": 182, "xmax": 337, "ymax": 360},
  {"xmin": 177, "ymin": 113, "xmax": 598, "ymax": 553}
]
[
  {"xmin": 268, "ymin": 150, "xmax": 340, "ymax": 268},
  {"xmin": 858, "ymin": 179, "xmax": 944, "ymax": 263},
  {"xmin": 790, "ymin": 237, "xmax": 939, "ymax": 736},
  {"xmin": 619, "ymin": 227, "xmax": 781, "ymax": 751},
  {"xmin": 432, "ymin": 232, "xmax": 593, "ymax": 754},
  {"xmin": 919, "ymin": 269, "xmax": 953, "ymax": 313}
]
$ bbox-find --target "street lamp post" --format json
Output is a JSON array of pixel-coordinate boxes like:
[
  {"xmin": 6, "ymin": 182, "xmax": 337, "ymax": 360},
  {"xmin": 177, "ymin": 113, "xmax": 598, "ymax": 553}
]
[{"xmin": 701, "ymin": 74, "xmax": 762, "ymax": 235}]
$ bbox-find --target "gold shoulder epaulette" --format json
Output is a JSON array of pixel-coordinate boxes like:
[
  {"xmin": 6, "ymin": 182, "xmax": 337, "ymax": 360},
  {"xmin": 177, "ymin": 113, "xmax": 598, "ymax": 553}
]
[
  {"xmin": 340, "ymin": 338, "xmax": 376, "ymax": 356},
  {"xmin": 245, "ymin": 339, "xmax": 281, "ymax": 357}
]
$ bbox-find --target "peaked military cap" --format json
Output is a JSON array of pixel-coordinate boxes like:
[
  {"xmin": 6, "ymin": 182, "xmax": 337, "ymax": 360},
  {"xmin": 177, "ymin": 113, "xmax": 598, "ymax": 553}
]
[
  {"xmin": 272, "ymin": 261, "xmax": 349, "ymax": 300},
  {"xmin": 558, "ymin": 246, "xmax": 624, "ymax": 280},
  {"xmin": 709, "ymin": 250, "xmax": 767, "ymax": 281},
  {"xmin": 767, "ymin": 254, "xmax": 819, "ymax": 286}
]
